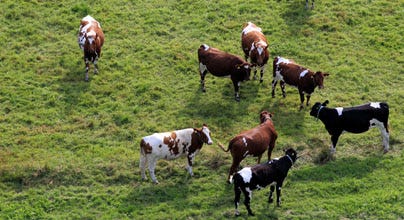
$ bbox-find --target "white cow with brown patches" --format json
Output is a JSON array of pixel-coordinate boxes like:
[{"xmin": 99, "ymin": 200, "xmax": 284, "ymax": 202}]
[
  {"xmin": 78, "ymin": 15, "xmax": 104, "ymax": 81},
  {"xmin": 140, "ymin": 124, "xmax": 213, "ymax": 184}
]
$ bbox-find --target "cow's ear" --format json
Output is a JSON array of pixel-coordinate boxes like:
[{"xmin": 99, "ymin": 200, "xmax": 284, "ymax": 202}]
[
  {"xmin": 322, "ymin": 100, "xmax": 329, "ymax": 106},
  {"xmin": 324, "ymin": 73, "xmax": 330, "ymax": 76}
]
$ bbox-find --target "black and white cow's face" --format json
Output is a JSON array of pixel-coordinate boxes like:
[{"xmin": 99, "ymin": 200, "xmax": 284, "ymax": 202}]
[
  {"xmin": 284, "ymin": 148, "xmax": 297, "ymax": 163},
  {"xmin": 310, "ymin": 100, "xmax": 329, "ymax": 118}
]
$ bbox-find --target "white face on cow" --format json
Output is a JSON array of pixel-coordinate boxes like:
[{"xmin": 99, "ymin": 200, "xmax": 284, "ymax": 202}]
[{"xmin": 202, "ymin": 126, "xmax": 213, "ymax": 145}]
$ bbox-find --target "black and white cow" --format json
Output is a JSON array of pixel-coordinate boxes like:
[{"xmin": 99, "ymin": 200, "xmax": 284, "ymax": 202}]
[
  {"xmin": 232, "ymin": 148, "xmax": 297, "ymax": 216},
  {"xmin": 310, "ymin": 100, "xmax": 390, "ymax": 153}
]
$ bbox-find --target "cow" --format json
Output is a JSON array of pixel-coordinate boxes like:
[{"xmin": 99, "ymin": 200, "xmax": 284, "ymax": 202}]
[
  {"xmin": 271, "ymin": 56, "xmax": 329, "ymax": 110},
  {"xmin": 140, "ymin": 124, "xmax": 213, "ymax": 184},
  {"xmin": 241, "ymin": 22, "xmax": 269, "ymax": 83},
  {"xmin": 78, "ymin": 15, "xmax": 104, "ymax": 81},
  {"xmin": 218, "ymin": 111, "xmax": 278, "ymax": 183},
  {"xmin": 306, "ymin": 0, "xmax": 314, "ymax": 9},
  {"xmin": 232, "ymin": 148, "xmax": 297, "ymax": 216},
  {"xmin": 310, "ymin": 100, "xmax": 390, "ymax": 154},
  {"xmin": 198, "ymin": 44, "xmax": 252, "ymax": 101}
]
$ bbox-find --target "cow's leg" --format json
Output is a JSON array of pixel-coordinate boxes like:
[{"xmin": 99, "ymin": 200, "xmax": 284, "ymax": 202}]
[
  {"xmin": 299, "ymin": 91, "xmax": 305, "ymax": 110},
  {"xmin": 275, "ymin": 182, "xmax": 283, "ymax": 206},
  {"xmin": 268, "ymin": 185, "xmax": 275, "ymax": 203},
  {"xmin": 234, "ymin": 186, "xmax": 242, "ymax": 216},
  {"xmin": 257, "ymin": 154, "xmax": 262, "ymax": 164},
  {"xmin": 330, "ymin": 133, "xmax": 341, "ymax": 154},
  {"xmin": 312, "ymin": 0, "xmax": 315, "ymax": 9},
  {"xmin": 267, "ymin": 137, "xmax": 276, "ymax": 161},
  {"xmin": 259, "ymin": 66, "xmax": 265, "ymax": 83},
  {"xmin": 280, "ymin": 81, "xmax": 286, "ymax": 98},
  {"xmin": 253, "ymin": 66, "xmax": 258, "ymax": 80},
  {"xmin": 148, "ymin": 157, "xmax": 159, "ymax": 184},
  {"xmin": 378, "ymin": 124, "xmax": 390, "ymax": 153},
  {"xmin": 140, "ymin": 154, "xmax": 148, "ymax": 181},
  {"xmin": 233, "ymin": 81, "xmax": 241, "ymax": 102},
  {"xmin": 199, "ymin": 63, "xmax": 208, "ymax": 92},
  {"xmin": 93, "ymin": 59, "xmax": 99, "ymax": 75},
  {"xmin": 242, "ymin": 187, "xmax": 254, "ymax": 216},
  {"xmin": 305, "ymin": 0, "xmax": 309, "ymax": 9},
  {"xmin": 85, "ymin": 59, "xmax": 90, "ymax": 81},
  {"xmin": 186, "ymin": 155, "xmax": 194, "ymax": 176},
  {"xmin": 271, "ymin": 79, "xmax": 278, "ymax": 98},
  {"xmin": 306, "ymin": 94, "xmax": 311, "ymax": 106},
  {"xmin": 228, "ymin": 159, "xmax": 241, "ymax": 183}
]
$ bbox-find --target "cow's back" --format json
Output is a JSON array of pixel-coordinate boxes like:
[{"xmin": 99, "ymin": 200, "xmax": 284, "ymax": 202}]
[{"xmin": 198, "ymin": 45, "xmax": 246, "ymax": 76}]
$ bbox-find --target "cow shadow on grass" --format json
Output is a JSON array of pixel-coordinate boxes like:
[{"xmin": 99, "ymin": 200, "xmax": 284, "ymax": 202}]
[
  {"xmin": 55, "ymin": 59, "xmax": 92, "ymax": 116},
  {"xmin": 289, "ymin": 155, "xmax": 383, "ymax": 182}
]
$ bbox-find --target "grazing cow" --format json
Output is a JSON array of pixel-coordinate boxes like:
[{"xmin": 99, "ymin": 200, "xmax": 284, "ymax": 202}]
[
  {"xmin": 310, "ymin": 100, "xmax": 390, "ymax": 153},
  {"xmin": 78, "ymin": 15, "xmax": 104, "ymax": 81},
  {"xmin": 140, "ymin": 124, "xmax": 213, "ymax": 184},
  {"xmin": 233, "ymin": 148, "xmax": 297, "ymax": 216},
  {"xmin": 271, "ymin": 56, "xmax": 329, "ymax": 110},
  {"xmin": 241, "ymin": 22, "xmax": 269, "ymax": 83},
  {"xmin": 198, "ymin": 44, "xmax": 251, "ymax": 101},
  {"xmin": 218, "ymin": 111, "xmax": 278, "ymax": 183},
  {"xmin": 306, "ymin": 0, "xmax": 314, "ymax": 9}
]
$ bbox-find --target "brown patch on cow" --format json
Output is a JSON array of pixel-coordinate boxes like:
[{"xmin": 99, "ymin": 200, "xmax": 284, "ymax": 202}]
[
  {"xmin": 163, "ymin": 132, "xmax": 180, "ymax": 155},
  {"xmin": 140, "ymin": 139, "xmax": 153, "ymax": 155}
]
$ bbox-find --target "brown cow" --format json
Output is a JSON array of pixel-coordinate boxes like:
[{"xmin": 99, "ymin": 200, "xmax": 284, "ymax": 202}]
[
  {"xmin": 198, "ymin": 44, "xmax": 251, "ymax": 101},
  {"xmin": 271, "ymin": 56, "xmax": 329, "ymax": 110},
  {"xmin": 241, "ymin": 22, "xmax": 269, "ymax": 83},
  {"xmin": 218, "ymin": 111, "xmax": 277, "ymax": 183},
  {"xmin": 78, "ymin": 15, "xmax": 104, "ymax": 81}
]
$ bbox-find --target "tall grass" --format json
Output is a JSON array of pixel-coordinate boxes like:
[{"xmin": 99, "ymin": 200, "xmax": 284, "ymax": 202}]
[{"xmin": 0, "ymin": 0, "xmax": 403, "ymax": 219}]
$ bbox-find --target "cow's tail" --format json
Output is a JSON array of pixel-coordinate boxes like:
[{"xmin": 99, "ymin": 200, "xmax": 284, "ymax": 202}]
[{"xmin": 217, "ymin": 142, "xmax": 231, "ymax": 152}]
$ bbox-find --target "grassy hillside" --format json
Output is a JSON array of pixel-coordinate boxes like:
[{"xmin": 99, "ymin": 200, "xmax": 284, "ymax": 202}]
[{"xmin": 0, "ymin": 0, "xmax": 403, "ymax": 219}]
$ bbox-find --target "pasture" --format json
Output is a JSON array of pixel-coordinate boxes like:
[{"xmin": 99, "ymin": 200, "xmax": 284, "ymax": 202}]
[{"xmin": 0, "ymin": 0, "xmax": 403, "ymax": 219}]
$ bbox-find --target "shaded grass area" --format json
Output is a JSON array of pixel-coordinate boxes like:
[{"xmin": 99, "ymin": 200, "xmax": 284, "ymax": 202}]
[{"xmin": 0, "ymin": 0, "xmax": 403, "ymax": 219}]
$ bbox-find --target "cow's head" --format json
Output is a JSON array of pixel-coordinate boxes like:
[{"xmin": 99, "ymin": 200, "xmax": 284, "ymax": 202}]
[
  {"xmin": 259, "ymin": 111, "xmax": 273, "ymax": 123},
  {"xmin": 194, "ymin": 124, "xmax": 213, "ymax": 145},
  {"xmin": 310, "ymin": 100, "xmax": 329, "ymax": 118},
  {"xmin": 251, "ymin": 41, "xmax": 269, "ymax": 66},
  {"xmin": 235, "ymin": 62, "xmax": 252, "ymax": 81},
  {"xmin": 284, "ymin": 148, "xmax": 298, "ymax": 164},
  {"xmin": 312, "ymin": 72, "xmax": 329, "ymax": 89}
]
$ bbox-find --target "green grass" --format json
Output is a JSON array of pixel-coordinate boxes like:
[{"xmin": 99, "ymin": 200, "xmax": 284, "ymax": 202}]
[{"xmin": 0, "ymin": 0, "xmax": 403, "ymax": 219}]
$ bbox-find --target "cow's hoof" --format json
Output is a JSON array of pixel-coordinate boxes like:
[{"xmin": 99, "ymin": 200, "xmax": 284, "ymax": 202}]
[
  {"xmin": 235, "ymin": 211, "xmax": 240, "ymax": 216},
  {"xmin": 383, "ymin": 149, "xmax": 389, "ymax": 154},
  {"xmin": 235, "ymin": 97, "xmax": 240, "ymax": 102},
  {"xmin": 268, "ymin": 198, "xmax": 274, "ymax": 203},
  {"xmin": 248, "ymin": 212, "xmax": 255, "ymax": 216},
  {"xmin": 260, "ymin": 79, "xmax": 263, "ymax": 83}
]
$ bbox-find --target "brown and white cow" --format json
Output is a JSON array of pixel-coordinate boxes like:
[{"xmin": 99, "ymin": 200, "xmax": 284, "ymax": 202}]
[
  {"xmin": 271, "ymin": 56, "xmax": 329, "ymax": 110},
  {"xmin": 78, "ymin": 15, "xmax": 104, "ymax": 81},
  {"xmin": 218, "ymin": 111, "xmax": 278, "ymax": 183},
  {"xmin": 241, "ymin": 22, "xmax": 269, "ymax": 83},
  {"xmin": 140, "ymin": 124, "xmax": 213, "ymax": 184},
  {"xmin": 198, "ymin": 44, "xmax": 251, "ymax": 101}
]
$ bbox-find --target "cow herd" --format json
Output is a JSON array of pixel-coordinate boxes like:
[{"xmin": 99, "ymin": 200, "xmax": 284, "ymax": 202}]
[{"xmin": 77, "ymin": 16, "xmax": 390, "ymax": 216}]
